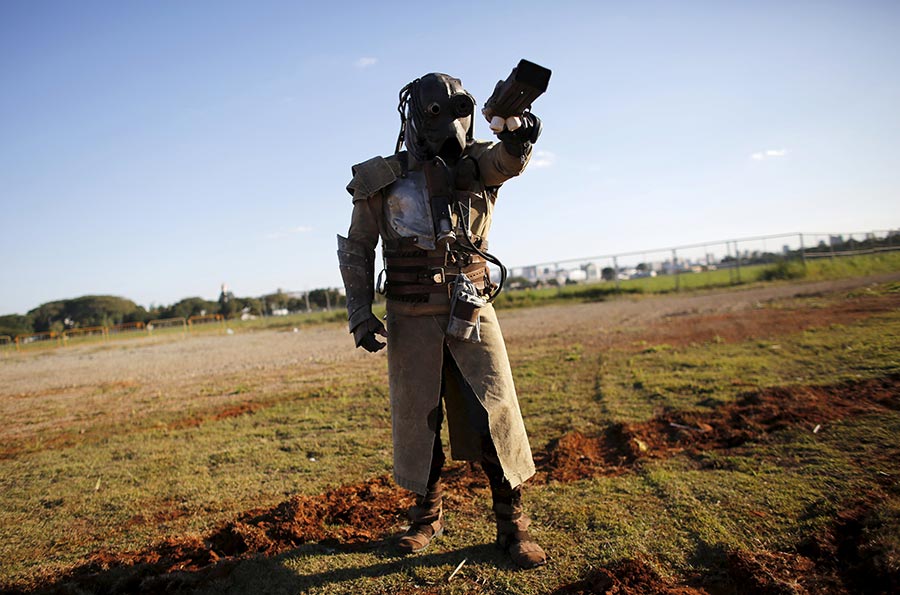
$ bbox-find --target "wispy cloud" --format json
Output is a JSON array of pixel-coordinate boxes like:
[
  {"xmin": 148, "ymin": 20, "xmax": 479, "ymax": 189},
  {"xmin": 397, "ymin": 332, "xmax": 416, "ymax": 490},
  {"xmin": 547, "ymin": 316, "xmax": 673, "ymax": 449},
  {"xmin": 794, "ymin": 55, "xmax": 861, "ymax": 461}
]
[
  {"xmin": 530, "ymin": 150, "xmax": 556, "ymax": 168},
  {"xmin": 355, "ymin": 57, "xmax": 377, "ymax": 69},
  {"xmin": 265, "ymin": 225, "xmax": 313, "ymax": 240},
  {"xmin": 751, "ymin": 148, "xmax": 787, "ymax": 161}
]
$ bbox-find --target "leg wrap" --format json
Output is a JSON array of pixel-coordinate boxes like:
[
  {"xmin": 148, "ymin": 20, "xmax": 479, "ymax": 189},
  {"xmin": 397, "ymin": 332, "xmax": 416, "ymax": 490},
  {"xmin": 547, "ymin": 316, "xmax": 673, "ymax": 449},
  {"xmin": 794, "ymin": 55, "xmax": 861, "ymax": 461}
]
[{"xmin": 483, "ymin": 438, "xmax": 546, "ymax": 568}]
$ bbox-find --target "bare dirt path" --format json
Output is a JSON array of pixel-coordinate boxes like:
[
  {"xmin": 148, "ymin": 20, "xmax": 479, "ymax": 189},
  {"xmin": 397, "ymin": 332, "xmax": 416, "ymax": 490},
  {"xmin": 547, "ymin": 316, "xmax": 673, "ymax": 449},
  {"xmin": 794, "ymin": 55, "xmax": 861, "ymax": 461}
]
[
  {"xmin": 1, "ymin": 273, "xmax": 898, "ymax": 450},
  {"xmin": 4, "ymin": 273, "xmax": 898, "ymax": 395}
]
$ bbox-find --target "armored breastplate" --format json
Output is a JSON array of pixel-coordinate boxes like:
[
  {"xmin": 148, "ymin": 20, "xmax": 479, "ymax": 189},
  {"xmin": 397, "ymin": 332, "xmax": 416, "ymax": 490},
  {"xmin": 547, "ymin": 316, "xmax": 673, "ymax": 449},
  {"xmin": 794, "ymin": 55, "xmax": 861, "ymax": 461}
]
[{"xmin": 383, "ymin": 171, "xmax": 437, "ymax": 251}]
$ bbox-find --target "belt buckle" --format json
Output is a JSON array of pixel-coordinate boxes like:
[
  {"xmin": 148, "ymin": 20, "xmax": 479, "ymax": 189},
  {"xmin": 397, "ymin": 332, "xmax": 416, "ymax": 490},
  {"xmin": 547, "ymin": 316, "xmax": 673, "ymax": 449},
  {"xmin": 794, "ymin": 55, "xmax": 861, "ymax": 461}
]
[{"xmin": 419, "ymin": 267, "xmax": 445, "ymax": 284}]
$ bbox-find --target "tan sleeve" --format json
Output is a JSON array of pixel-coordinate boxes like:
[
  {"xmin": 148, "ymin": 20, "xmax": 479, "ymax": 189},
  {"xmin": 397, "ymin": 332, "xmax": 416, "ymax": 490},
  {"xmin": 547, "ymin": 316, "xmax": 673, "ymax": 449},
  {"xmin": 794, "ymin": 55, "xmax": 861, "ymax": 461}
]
[
  {"xmin": 347, "ymin": 192, "xmax": 381, "ymax": 251},
  {"xmin": 475, "ymin": 140, "xmax": 532, "ymax": 188}
]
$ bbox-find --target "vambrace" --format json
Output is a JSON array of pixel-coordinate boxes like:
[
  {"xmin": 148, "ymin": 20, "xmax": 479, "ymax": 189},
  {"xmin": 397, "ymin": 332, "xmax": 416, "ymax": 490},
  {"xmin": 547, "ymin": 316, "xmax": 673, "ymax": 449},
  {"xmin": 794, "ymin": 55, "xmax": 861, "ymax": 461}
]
[{"xmin": 337, "ymin": 234, "xmax": 376, "ymax": 332}]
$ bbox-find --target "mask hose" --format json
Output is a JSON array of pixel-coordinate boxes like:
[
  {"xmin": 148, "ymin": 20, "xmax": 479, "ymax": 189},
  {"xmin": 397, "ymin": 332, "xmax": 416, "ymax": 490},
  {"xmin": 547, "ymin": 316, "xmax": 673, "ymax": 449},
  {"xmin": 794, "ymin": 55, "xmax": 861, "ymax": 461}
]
[{"xmin": 455, "ymin": 197, "xmax": 506, "ymax": 302}]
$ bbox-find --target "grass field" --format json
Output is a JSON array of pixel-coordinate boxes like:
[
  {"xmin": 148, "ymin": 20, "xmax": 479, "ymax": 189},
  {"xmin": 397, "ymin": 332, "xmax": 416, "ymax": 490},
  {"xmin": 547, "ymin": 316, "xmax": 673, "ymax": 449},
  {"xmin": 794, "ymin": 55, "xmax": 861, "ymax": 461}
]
[{"xmin": 1, "ymin": 270, "xmax": 899, "ymax": 594}]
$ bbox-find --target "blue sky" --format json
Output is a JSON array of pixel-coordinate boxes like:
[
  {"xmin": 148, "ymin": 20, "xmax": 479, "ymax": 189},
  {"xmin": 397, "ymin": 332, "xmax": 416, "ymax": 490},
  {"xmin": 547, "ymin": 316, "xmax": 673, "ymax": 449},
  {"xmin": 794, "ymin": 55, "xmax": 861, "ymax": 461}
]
[{"xmin": 1, "ymin": 0, "xmax": 898, "ymax": 315}]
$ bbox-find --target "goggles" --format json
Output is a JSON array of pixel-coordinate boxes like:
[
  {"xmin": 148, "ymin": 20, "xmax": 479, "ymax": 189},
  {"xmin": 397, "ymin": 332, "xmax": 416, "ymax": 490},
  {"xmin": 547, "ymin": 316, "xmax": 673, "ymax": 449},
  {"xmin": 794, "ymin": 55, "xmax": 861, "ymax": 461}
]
[{"xmin": 421, "ymin": 92, "xmax": 475, "ymax": 120}]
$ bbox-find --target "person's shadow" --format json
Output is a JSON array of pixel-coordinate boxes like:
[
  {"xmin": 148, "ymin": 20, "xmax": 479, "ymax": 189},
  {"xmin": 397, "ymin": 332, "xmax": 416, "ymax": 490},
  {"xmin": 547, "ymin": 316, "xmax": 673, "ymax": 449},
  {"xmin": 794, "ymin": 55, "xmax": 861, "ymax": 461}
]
[
  {"xmin": 17, "ymin": 537, "xmax": 511, "ymax": 595},
  {"xmin": 231, "ymin": 541, "xmax": 506, "ymax": 594}
]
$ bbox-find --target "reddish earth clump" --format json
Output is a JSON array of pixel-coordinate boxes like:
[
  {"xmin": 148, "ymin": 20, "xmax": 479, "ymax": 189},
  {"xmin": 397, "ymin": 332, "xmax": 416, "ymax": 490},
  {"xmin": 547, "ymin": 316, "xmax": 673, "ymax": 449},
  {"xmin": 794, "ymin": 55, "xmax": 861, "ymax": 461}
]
[
  {"xmin": 553, "ymin": 499, "xmax": 900, "ymax": 595},
  {"xmin": 724, "ymin": 550, "xmax": 820, "ymax": 594},
  {"xmin": 11, "ymin": 476, "xmax": 413, "ymax": 594},
  {"xmin": 168, "ymin": 401, "xmax": 263, "ymax": 430},
  {"xmin": 535, "ymin": 374, "xmax": 900, "ymax": 482},
  {"xmin": 552, "ymin": 557, "xmax": 710, "ymax": 594},
  {"xmin": 9, "ymin": 373, "xmax": 898, "ymax": 594}
]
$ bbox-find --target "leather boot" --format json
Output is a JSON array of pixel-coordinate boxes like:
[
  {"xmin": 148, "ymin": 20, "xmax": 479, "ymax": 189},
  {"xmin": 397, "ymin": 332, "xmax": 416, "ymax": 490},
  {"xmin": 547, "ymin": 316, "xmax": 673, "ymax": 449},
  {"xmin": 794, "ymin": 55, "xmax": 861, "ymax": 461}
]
[
  {"xmin": 397, "ymin": 482, "xmax": 443, "ymax": 554},
  {"xmin": 493, "ymin": 488, "xmax": 547, "ymax": 569}
]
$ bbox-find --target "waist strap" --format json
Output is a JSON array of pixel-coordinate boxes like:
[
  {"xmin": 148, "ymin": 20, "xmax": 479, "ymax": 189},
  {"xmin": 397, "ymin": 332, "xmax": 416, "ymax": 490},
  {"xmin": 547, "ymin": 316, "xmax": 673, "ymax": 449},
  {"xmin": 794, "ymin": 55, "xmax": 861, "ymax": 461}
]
[{"xmin": 385, "ymin": 263, "xmax": 487, "ymax": 284}]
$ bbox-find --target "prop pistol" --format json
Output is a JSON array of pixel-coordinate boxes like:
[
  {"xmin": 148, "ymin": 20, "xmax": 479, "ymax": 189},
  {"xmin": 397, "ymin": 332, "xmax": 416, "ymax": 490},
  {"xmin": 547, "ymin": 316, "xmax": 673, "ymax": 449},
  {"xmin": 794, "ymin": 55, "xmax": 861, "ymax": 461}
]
[{"xmin": 482, "ymin": 59, "xmax": 552, "ymax": 133}]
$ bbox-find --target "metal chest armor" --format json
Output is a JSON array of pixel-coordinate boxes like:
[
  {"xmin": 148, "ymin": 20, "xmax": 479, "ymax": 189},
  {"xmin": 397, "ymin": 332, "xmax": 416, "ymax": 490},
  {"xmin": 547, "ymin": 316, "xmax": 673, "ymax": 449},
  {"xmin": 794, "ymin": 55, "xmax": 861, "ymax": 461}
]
[
  {"xmin": 383, "ymin": 170, "xmax": 439, "ymax": 251},
  {"xmin": 383, "ymin": 170, "xmax": 491, "ymax": 252}
]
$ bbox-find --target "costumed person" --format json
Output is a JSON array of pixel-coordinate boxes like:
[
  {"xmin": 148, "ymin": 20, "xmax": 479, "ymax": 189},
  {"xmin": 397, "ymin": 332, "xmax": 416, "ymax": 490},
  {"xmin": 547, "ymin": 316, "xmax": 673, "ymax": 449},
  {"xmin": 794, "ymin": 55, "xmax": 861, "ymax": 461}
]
[{"xmin": 337, "ymin": 69, "xmax": 547, "ymax": 569}]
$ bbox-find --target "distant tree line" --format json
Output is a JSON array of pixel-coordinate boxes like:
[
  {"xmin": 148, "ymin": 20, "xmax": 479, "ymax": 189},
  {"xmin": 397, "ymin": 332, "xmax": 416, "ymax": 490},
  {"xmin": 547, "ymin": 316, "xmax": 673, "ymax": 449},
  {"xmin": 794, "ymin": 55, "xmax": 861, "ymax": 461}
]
[{"xmin": 0, "ymin": 288, "xmax": 348, "ymax": 338}]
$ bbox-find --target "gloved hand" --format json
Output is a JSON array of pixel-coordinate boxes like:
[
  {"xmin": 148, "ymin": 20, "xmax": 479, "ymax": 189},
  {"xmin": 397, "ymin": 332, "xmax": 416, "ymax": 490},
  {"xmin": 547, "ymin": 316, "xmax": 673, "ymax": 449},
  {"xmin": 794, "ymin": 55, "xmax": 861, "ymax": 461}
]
[
  {"xmin": 352, "ymin": 313, "xmax": 387, "ymax": 352},
  {"xmin": 496, "ymin": 112, "xmax": 542, "ymax": 158}
]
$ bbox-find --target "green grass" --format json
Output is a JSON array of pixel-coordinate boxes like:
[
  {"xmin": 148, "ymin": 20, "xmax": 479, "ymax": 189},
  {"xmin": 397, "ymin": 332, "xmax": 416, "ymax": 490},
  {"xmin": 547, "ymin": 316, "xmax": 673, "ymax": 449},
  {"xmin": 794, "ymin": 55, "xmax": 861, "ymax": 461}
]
[
  {"xmin": 494, "ymin": 251, "xmax": 900, "ymax": 309},
  {"xmin": 1, "ymin": 280, "xmax": 899, "ymax": 593}
]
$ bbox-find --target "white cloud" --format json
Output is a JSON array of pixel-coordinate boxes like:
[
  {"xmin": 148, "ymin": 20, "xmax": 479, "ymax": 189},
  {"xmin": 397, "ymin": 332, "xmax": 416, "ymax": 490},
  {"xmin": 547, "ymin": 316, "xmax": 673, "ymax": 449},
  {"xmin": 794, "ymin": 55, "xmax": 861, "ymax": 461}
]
[
  {"xmin": 751, "ymin": 148, "xmax": 787, "ymax": 160},
  {"xmin": 265, "ymin": 225, "xmax": 313, "ymax": 240},
  {"xmin": 355, "ymin": 57, "xmax": 377, "ymax": 69},
  {"xmin": 530, "ymin": 150, "xmax": 556, "ymax": 168}
]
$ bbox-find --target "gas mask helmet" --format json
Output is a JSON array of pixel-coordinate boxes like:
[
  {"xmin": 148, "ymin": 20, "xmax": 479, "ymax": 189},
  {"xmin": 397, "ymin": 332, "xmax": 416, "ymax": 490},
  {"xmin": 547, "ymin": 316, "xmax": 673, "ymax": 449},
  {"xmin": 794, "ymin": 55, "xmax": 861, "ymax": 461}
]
[{"xmin": 399, "ymin": 73, "xmax": 475, "ymax": 163}]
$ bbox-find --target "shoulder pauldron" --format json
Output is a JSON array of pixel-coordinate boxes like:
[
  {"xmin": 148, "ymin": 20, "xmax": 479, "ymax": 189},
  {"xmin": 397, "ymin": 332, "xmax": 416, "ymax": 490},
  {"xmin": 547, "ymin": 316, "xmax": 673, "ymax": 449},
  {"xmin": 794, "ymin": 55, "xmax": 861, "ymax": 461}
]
[{"xmin": 346, "ymin": 154, "xmax": 405, "ymax": 202}]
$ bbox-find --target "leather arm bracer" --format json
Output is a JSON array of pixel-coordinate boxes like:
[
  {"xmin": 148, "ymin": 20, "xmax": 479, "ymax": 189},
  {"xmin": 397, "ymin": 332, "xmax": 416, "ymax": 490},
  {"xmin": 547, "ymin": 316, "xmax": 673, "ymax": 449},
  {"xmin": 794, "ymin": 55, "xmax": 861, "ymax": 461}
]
[{"xmin": 337, "ymin": 234, "xmax": 375, "ymax": 333}]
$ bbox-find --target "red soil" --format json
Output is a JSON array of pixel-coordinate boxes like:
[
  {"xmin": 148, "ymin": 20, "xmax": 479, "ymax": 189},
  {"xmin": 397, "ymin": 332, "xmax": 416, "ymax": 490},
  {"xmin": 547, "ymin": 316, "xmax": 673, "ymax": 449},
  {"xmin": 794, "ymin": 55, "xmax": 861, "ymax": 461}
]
[{"xmin": 535, "ymin": 374, "xmax": 900, "ymax": 483}]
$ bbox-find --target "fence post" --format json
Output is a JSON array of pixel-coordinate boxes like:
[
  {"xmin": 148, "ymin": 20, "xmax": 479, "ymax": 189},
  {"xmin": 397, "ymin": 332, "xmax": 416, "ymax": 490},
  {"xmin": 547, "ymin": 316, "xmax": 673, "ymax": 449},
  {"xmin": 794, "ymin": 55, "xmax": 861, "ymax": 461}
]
[
  {"xmin": 613, "ymin": 256, "xmax": 620, "ymax": 291},
  {"xmin": 672, "ymin": 248, "xmax": 680, "ymax": 291},
  {"xmin": 705, "ymin": 248, "xmax": 712, "ymax": 289},
  {"xmin": 799, "ymin": 233, "xmax": 807, "ymax": 270},
  {"xmin": 734, "ymin": 241, "xmax": 742, "ymax": 283}
]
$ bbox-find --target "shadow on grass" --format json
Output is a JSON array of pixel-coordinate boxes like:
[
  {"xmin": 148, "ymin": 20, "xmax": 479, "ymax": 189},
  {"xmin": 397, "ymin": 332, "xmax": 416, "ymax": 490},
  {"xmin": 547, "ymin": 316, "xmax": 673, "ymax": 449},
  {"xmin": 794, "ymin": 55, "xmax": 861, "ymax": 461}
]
[
  {"xmin": 11, "ymin": 540, "xmax": 506, "ymax": 595},
  {"xmin": 261, "ymin": 542, "xmax": 504, "ymax": 593}
]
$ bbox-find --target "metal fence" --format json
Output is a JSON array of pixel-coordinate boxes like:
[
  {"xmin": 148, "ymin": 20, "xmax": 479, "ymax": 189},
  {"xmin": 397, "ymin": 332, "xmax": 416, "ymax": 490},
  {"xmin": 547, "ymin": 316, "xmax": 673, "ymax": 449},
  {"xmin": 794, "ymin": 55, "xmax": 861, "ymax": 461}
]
[
  {"xmin": 506, "ymin": 230, "xmax": 900, "ymax": 291},
  {"xmin": 7, "ymin": 315, "xmax": 224, "ymax": 353}
]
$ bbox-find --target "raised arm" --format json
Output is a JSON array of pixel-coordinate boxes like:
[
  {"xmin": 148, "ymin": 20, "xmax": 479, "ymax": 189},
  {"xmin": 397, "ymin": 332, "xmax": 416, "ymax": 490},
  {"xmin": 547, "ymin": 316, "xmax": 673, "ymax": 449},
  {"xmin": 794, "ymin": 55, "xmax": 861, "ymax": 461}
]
[{"xmin": 476, "ymin": 112, "xmax": 542, "ymax": 188}]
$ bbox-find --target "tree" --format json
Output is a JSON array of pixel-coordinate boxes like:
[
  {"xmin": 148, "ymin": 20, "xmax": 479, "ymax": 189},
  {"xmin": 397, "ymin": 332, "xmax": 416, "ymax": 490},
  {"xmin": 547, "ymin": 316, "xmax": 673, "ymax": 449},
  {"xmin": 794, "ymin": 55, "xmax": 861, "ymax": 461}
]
[
  {"xmin": 263, "ymin": 291, "xmax": 290, "ymax": 312},
  {"xmin": 308, "ymin": 288, "xmax": 344, "ymax": 310},
  {"xmin": 218, "ymin": 287, "xmax": 237, "ymax": 319},
  {"xmin": 27, "ymin": 296, "xmax": 146, "ymax": 330},
  {"xmin": 160, "ymin": 297, "xmax": 218, "ymax": 320},
  {"xmin": 238, "ymin": 297, "xmax": 265, "ymax": 317},
  {"xmin": 601, "ymin": 267, "xmax": 616, "ymax": 281},
  {"xmin": 0, "ymin": 314, "xmax": 33, "ymax": 337}
]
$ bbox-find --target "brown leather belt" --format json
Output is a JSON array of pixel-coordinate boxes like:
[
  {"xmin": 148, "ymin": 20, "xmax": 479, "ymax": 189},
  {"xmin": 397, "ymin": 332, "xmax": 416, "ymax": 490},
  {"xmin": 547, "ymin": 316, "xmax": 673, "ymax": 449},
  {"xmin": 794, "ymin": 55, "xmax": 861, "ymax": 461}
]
[
  {"xmin": 385, "ymin": 268, "xmax": 487, "ymax": 295},
  {"xmin": 385, "ymin": 263, "xmax": 487, "ymax": 284},
  {"xmin": 382, "ymin": 243, "xmax": 490, "ymax": 303}
]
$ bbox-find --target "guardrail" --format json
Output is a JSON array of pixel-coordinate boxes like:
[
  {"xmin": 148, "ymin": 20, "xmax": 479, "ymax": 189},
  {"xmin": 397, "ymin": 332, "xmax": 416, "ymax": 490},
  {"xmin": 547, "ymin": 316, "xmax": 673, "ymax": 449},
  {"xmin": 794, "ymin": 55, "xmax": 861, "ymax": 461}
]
[
  {"xmin": 510, "ymin": 229, "xmax": 900, "ymax": 291},
  {"xmin": 62, "ymin": 326, "xmax": 108, "ymax": 346},
  {"xmin": 5, "ymin": 316, "xmax": 217, "ymax": 352},
  {"xmin": 188, "ymin": 314, "xmax": 224, "ymax": 333},
  {"xmin": 147, "ymin": 317, "xmax": 187, "ymax": 336}
]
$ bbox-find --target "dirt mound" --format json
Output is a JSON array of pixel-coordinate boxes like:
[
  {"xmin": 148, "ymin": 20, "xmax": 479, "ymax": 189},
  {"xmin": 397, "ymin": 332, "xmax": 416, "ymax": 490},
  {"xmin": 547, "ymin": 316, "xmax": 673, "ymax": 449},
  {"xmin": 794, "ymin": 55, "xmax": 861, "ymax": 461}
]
[
  {"xmin": 208, "ymin": 475, "xmax": 411, "ymax": 553},
  {"xmin": 724, "ymin": 550, "xmax": 821, "ymax": 594},
  {"xmin": 535, "ymin": 426, "xmax": 636, "ymax": 482},
  {"xmin": 795, "ymin": 502, "xmax": 900, "ymax": 594},
  {"xmin": 717, "ymin": 501, "xmax": 899, "ymax": 594},
  {"xmin": 552, "ymin": 557, "xmax": 709, "ymax": 594},
  {"xmin": 553, "ymin": 499, "xmax": 899, "ymax": 595},
  {"xmin": 10, "ymin": 464, "xmax": 497, "ymax": 594},
  {"xmin": 19, "ymin": 476, "xmax": 411, "ymax": 594},
  {"xmin": 15, "ymin": 374, "xmax": 899, "ymax": 594},
  {"xmin": 536, "ymin": 374, "xmax": 900, "ymax": 481}
]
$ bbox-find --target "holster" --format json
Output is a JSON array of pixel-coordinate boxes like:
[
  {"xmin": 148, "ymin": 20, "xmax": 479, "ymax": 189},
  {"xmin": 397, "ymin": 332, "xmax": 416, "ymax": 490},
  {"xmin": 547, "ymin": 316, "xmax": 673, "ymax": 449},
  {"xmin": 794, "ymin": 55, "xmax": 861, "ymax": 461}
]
[
  {"xmin": 336, "ymin": 234, "xmax": 375, "ymax": 332},
  {"xmin": 447, "ymin": 274, "xmax": 487, "ymax": 343}
]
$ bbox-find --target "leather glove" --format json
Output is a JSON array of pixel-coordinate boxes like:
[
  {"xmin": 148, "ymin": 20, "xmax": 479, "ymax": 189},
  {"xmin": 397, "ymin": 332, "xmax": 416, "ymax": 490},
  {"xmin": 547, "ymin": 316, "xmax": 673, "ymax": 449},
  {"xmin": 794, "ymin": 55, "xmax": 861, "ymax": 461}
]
[
  {"xmin": 497, "ymin": 112, "xmax": 542, "ymax": 158},
  {"xmin": 352, "ymin": 313, "xmax": 387, "ymax": 352}
]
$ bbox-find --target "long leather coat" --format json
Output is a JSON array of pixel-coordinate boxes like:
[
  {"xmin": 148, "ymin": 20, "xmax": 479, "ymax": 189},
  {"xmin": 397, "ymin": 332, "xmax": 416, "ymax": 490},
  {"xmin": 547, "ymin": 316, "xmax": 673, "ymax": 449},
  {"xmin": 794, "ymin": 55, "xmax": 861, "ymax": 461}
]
[{"xmin": 345, "ymin": 141, "xmax": 536, "ymax": 495}]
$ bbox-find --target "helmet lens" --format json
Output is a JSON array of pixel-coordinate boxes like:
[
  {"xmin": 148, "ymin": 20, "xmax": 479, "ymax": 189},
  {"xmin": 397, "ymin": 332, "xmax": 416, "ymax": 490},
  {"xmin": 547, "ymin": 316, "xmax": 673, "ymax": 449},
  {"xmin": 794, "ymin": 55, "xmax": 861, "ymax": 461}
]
[{"xmin": 450, "ymin": 94, "xmax": 474, "ymax": 118}]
